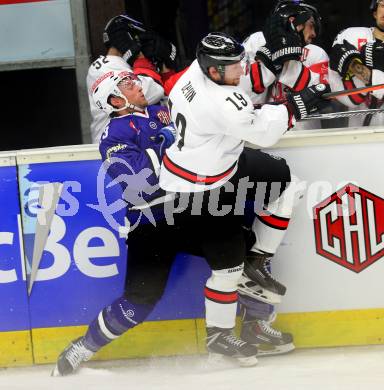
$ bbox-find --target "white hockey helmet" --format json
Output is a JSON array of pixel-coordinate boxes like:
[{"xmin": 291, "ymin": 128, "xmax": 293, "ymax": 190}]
[{"xmin": 91, "ymin": 70, "xmax": 143, "ymax": 115}]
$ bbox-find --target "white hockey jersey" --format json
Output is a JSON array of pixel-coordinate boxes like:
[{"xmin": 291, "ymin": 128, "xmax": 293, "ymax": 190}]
[
  {"xmin": 159, "ymin": 60, "xmax": 291, "ymax": 193},
  {"xmin": 86, "ymin": 55, "xmax": 164, "ymax": 143},
  {"xmin": 329, "ymin": 27, "xmax": 384, "ymax": 127},
  {"xmin": 240, "ymin": 31, "xmax": 329, "ymax": 130}
]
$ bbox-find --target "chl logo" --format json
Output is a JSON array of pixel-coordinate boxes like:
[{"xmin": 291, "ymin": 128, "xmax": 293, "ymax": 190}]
[{"xmin": 313, "ymin": 183, "xmax": 384, "ymax": 273}]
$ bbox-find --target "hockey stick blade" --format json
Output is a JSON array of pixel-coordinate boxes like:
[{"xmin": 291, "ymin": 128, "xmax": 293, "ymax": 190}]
[
  {"xmin": 323, "ymin": 83, "xmax": 384, "ymax": 100},
  {"xmin": 301, "ymin": 108, "xmax": 384, "ymax": 121}
]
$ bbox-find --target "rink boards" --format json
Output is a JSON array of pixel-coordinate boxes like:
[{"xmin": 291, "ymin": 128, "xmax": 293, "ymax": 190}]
[{"xmin": 1, "ymin": 127, "xmax": 384, "ymax": 367}]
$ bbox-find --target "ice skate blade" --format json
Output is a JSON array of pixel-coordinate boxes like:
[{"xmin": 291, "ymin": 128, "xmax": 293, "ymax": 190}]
[
  {"xmin": 207, "ymin": 353, "xmax": 258, "ymax": 368},
  {"xmin": 237, "ymin": 355, "xmax": 258, "ymax": 367},
  {"xmin": 237, "ymin": 277, "xmax": 284, "ymax": 304},
  {"xmin": 207, "ymin": 352, "xmax": 225, "ymax": 365},
  {"xmin": 51, "ymin": 365, "xmax": 61, "ymax": 377},
  {"xmin": 256, "ymin": 342, "xmax": 295, "ymax": 357},
  {"xmin": 237, "ymin": 286, "xmax": 282, "ymax": 304}
]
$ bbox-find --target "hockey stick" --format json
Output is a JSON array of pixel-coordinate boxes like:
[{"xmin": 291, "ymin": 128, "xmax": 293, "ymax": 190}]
[
  {"xmin": 301, "ymin": 108, "xmax": 384, "ymax": 121},
  {"xmin": 323, "ymin": 83, "xmax": 384, "ymax": 100}
]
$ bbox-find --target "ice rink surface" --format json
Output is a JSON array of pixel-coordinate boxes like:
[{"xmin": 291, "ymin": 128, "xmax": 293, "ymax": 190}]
[{"xmin": 1, "ymin": 345, "xmax": 384, "ymax": 390}]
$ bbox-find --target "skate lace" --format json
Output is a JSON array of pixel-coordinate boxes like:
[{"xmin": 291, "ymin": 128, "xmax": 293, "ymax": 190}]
[
  {"xmin": 223, "ymin": 333, "xmax": 246, "ymax": 348},
  {"xmin": 259, "ymin": 320, "xmax": 282, "ymax": 337},
  {"xmin": 66, "ymin": 340, "xmax": 94, "ymax": 369},
  {"xmin": 262, "ymin": 258, "xmax": 278, "ymax": 282}
]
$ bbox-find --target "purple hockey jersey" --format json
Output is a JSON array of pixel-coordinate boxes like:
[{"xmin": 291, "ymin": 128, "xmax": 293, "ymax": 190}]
[{"xmin": 99, "ymin": 105, "xmax": 173, "ymax": 211}]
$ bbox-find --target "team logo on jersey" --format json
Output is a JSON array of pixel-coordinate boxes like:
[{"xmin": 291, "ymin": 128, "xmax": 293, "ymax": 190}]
[
  {"xmin": 357, "ymin": 38, "xmax": 368, "ymax": 50},
  {"xmin": 313, "ymin": 183, "xmax": 384, "ymax": 273},
  {"xmin": 157, "ymin": 110, "xmax": 171, "ymax": 125},
  {"xmin": 105, "ymin": 144, "xmax": 127, "ymax": 162},
  {"xmin": 149, "ymin": 121, "xmax": 158, "ymax": 129},
  {"xmin": 268, "ymin": 153, "xmax": 282, "ymax": 161}
]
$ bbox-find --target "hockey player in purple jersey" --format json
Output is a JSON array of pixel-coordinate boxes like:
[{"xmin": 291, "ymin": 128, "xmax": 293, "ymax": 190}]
[{"xmin": 52, "ymin": 70, "xmax": 181, "ymax": 376}]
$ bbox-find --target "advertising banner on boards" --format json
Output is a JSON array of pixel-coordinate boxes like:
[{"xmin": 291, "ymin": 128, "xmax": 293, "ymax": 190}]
[
  {"xmin": 0, "ymin": 162, "xmax": 30, "ymax": 332},
  {"xmin": 18, "ymin": 158, "xmax": 209, "ymax": 331}
]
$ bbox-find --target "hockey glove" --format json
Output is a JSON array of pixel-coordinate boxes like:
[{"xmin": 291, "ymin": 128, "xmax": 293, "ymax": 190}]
[
  {"xmin": 154, "ymin": 125, "xmax": 176, "ymax": 154},
  {"xmin": 330, "ymin": 40, "xmax": 363, "ymax": 78},
  {"xmin": 140, "ymin": 32, "xmax": 177, "ymax": 69},
  {"xmin": 286, "ymin": 83, "xmax": 330, "ymax": 120},
  {"xmin": 361, "ymin": 41, "xmax": 384, "ymax": 69},
  {"xmin": 255, "ymin": 46, "xmax": 282, "ymax": 76},
  {"xmin": 103, "ymin": 26, "xmax": 141, "ymax": 65},
  {"xmin": 263, "ymin": 14, "xmax": 303, "ymax": 67}
]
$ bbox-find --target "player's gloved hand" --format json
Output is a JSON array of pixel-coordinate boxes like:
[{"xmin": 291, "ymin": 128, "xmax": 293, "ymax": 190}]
[
  {"xmin": 330, "ymin": 40, "xmax": 363, "ymax": 78},
  {"xmin": 286, "ymin": 83, "xmax": 330, "ymax": 120},
  {"xmin": 140, "ymin": 32, "xmax": 177, "ymax": 69},
  {"xmin": 263, "ymin": 14, "xmax": 303, "ymax": 67},
  {"xmin": 361, "ymin": 41, "xmax": 384, "ymax": 69},
  {"xmin": 154, "ymin": 125, "xmax": 176, "ymax": 154},
  {"xmin": 103, "ymin": 26, "xmax": 141, "ymax": 65},
  {"xmin": 255, "ymin": 46, "xmax": 282, "ymax": 76}
]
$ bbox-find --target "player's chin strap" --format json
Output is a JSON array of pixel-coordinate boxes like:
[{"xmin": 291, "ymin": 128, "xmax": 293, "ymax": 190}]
[
  {"xmin": 210, "ymin": 65, "xmax": 226, "ymax": 85},
  {"xmin": 113, "ymin": 95, "xmax": 145, "ymax": 113}
]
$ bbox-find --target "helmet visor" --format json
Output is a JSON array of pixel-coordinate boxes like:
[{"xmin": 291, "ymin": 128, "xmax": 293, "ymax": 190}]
[{"xmin": 117, "ymin": 74, "xmax": 142, "ymax": 91}]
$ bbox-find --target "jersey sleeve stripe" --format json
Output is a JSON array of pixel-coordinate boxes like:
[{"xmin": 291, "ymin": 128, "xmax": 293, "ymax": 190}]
[
  {"xmin": 250, "ymin": 61, "xmax": 265, "ymax": 94},
  {"xmin": 163, "ymin": 154, "xmax": 237, "ymax": 184},
  {"xmin": 292, "ymin": 64, "xmax": 311, "ymax": 91},
  {"xmin": 343, "ymin": 79, "xmax": 366, "ymax": 105}
]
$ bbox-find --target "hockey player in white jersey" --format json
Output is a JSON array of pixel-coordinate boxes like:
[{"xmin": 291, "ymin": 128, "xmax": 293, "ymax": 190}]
[
  {"xmin": 329, "ymin": 0, "xmax": 384, "ymax": 127},
  {"xmin": 240, "ymin": 0, "xmax": 329, "ymax": 131},
  {"xmin": 87, "ymin": 15, "xmax": 177, "ymax": 142},
  {"xmin": 234, "ymin": 0, "xmax": 327, "ymax": 355},
  {"xmin": 159, "ymin": 32, "xmax": 330, "ymax": 360}
]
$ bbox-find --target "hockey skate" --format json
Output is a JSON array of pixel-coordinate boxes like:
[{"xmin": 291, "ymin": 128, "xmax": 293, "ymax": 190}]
[
  {"xmin": 237, "ymin": 252, "xmax": 286, "ymax": 304},
  {"xmin": 51, "ymin": 337, "xmax": 95, "ymax": 376},
  {"xmin": 240, "ymin": 311, "xmax": 295, "ymax": 356},
  {"xmin": 206, "ymin": 327, "xmax": 258, "ymax": 367}
]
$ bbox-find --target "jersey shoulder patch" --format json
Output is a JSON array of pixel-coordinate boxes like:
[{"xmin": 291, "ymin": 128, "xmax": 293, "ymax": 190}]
[{"xmin": 148, "ymin": 105, "xmax": 171, "ymax": 125}]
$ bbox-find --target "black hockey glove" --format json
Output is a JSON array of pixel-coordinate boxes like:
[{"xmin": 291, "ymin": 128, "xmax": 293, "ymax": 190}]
[
  {"xmin": 286, "ymin": 83, "xmax": 330, "ymax": 120},
  {"xmin": 361, "ymin": 41, "xmax": 384, "ymax": 69},
  {"xmin": 263, "ymin": 14, "xmax": 303, "ymax": 67},
  {"xmin": 330, "ymin": 40, "xmax": 363, "ymax": 78},
  {"xmin": 103, "ymin": 25, "xmax": 141, "ymax": 65},
  {"xmin": 255, "ymin": 46, "xmax": 282, "ymax": 76},
  {"xmin": 140, "ymin": 32, "xmax": 177, "ymax": 69}
]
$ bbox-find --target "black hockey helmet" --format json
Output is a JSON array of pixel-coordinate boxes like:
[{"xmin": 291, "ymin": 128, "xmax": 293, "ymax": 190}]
[
  {"xmin": 103, "ymin": 14, "xmax": 146, "ymax": 48},
  {"xmin": 273, "ymin": 0, "xmax": 322, "ymax": 36},
  {"xmin": 196, "ymin": 32, "xmax": 245, "ymax": 81},
  {"xmin": 370, "ymin": 0, "xmax": 384, "ymax": 11}
]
